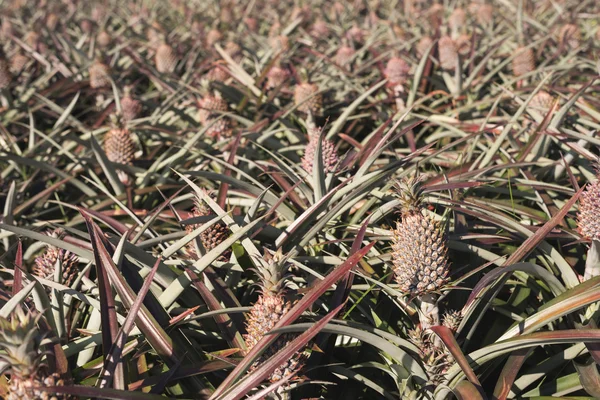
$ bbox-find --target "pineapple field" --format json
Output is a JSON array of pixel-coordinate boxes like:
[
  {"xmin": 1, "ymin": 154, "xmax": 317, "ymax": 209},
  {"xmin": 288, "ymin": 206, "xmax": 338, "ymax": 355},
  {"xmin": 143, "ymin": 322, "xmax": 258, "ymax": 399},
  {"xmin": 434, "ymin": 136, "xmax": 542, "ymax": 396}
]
[{"xmin": 1, "ymin": 0, "xmax": 600, "ymax": 398}]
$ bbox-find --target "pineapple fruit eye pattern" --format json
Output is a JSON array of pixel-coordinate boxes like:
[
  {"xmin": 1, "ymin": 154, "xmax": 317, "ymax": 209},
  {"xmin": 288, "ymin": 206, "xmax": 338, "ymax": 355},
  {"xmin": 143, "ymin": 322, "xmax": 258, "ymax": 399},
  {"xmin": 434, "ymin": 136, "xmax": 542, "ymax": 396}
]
[{"xmin": 0, "ymin": 0, "xmax": 599, "ymax": 399}]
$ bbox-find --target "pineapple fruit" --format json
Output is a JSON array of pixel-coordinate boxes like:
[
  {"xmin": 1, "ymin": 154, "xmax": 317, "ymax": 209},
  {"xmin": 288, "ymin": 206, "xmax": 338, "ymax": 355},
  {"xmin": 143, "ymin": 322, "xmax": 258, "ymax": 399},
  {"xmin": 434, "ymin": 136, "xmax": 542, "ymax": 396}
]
[
  {"xmin": 391, "ymin": 176, "xmax": 450, "ymax": 297},
  {"xmin": 0, "ymin": 307, "xmax": 73, "ymax": 400},
  {"xmin": 32, "ymin": 229, "xmax": 78, "ymax": 289},
  {"xmin": 577, "ymin": 171, "xmax": 600, "ymax": 242},
  {"xmin": 185, "ymin": 192, "xmax": 230, "ymax": 260},
  {"xmin": 301, "ymin": 123, "xmax": 339, "ymax": 175},
  {"xmin": 244, "ymin": 252, "xmax": 306, "ymax": 383},
  {"xmin": 104, "ymin": 119, "xmax": 136, "ymax": 185},
  {"xmin": 294, "ymin": 82, "xmax": 322, "ymax": 115},
  {"xmin": 198, "ymin": 94, "xmax": 233, "ymax": 139}
]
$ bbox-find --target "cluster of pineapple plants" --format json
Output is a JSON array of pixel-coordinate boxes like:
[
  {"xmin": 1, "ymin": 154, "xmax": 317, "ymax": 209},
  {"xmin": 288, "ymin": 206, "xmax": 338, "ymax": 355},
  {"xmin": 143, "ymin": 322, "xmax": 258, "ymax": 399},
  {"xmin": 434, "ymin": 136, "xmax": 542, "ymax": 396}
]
[{"xmin": 0, "ymin": 0, "xmax": 600, "ymax": 398}]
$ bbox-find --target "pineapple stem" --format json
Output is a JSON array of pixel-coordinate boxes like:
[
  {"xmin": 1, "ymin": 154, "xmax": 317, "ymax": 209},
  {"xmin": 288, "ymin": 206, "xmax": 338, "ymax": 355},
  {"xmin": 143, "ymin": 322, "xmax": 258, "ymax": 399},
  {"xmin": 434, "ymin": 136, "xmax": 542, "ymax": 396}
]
[
  {"xmin": 584, "ymin": 239, "xmax": 600, "ymax": 281},
  {"xmin": 418, "ymin": 293, "xmax": 441, "ymax": 347}
]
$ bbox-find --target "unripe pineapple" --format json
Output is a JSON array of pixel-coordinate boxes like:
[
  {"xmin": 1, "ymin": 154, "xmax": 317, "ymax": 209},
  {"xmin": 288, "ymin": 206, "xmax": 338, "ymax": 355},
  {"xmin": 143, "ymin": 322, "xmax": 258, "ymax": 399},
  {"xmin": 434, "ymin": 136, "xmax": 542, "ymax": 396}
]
[
  {"xmin": 448, "ymin": 8, "xmax": 466, "ymax": 34},
  {"xmin": 346, "ymin": 25, "xmax": 365, "ymax": 45},
  {"xmin": 442, "ymin": 310, "xmax": 462, "ymax": 332},
  {"xmin": 120, "ymin": 86, "xmax": 142, "ymax": 122},
  {"xmin": 416, "ymin": 36, "xmax": 433, "ymax": 59},
  {"xmin": 384, "ymin": 56, "xmax": 410, "ymax": 86},
  {"xmin": 427, "ymin": 4, "xmax": 444, "ymax": 30},
  {"xmin": 244, "ymin": 17, "xmax": 258, "ymax": 33},
  {"xmin": 529, "ymin": 90, "xmax": 554, "ymax": 114},
  {"xmin": 334, "ymin": 46, "xmax": 354, "ymax": 68},
  {"xmin": 0, "ymin": 307, "xmax": 74, "ymax": 400},
  {"xmin": 198, "ymin": 94, "xmax": 233, "ymax": 139},
  {"xmin": 104, "ymin": 121, "xmax": 135, "ymax": 185},
  {"xmin": 558, "ymin": 23, "xmax": 581, "ymax": 50},
  {"xmin": 268, "ymin": 35, "xmax": 289, "ymax": 53},
  {"xmin": 0, "ymin": 52, "xmax": 12, "ymax": 90},
  {"xmin": 205, "ymin": 64, "xmax": 230, "ymax": 82},
  {"xmin": 512, "ymin": 46, "xmax": 534, "ymax": 77},
  {"xmin": 408, "ymin": 326, "xmax": 453, "ymax": 387},
  {"xmin": 455, "ymin": 34, "xmax": 472, "ymax": 56},
  {"xmin": 471, "ymin": 3, "xmax": 493, "ymax": 26},
  {"xmin": 301, "ymin": 124, "xmax": 339, "ymax": 174},
  {"xmin": 96, "ymin": 30, "xmax": 111, "ymax": 48},
  {"xmin": 438, "ymin": 36, "xmax": 458, "ymax": 71},
  {"xmin": 10, "ymin": 52, "xmax": 29, "ymax": 75},
  {"xmin": 206, "ymin": 29, "xmax": 223, "ymax": 47},
  {"xmin": 391, "ymin": 176, "xmax": 450, "ymax": 295},
  {"xmin": 80, "ymin": 18, "xmax": 94, "ymax": 34},
  {"xmin": 244, "ymin": 252, "xmax": 306, "ymax": 383},
  {"xmin": 32, "ymin": 229, "xmax": 79, "ymax": 289},
  {"xmin": 578, "ymin": 172, "xmax": 600, "ymax": 241},
  {"xmin": 185, "ymin": 193, "xmax": 230, "ymax": 260},
  {"xmin": 224, "ymin": 41, "xmax": 242, "ymax": 62},
  {"xmin": 155, "ymin": 42, "xmax": 177, "ymax": 73},
  {"xmin": 89, "ymin": 60, "xmax": 110, "ymax": 89},
  {"xmin": 294, "ymin": 82, "xmax": 322, "ymax": 114},
  {"xmin": 310, "ymin": 19, "xmax": 329, "ymax": 37},
  {"xmin": 46, "ymin": 13, "xmax": 59, "ymax": 30},
  {"xmin": 265, "ymin": 66, "xmax": 289, "ymax": 90},
  {"xmin": 24, "ymin": 32, "xmax": 40, "ymax": 52}
]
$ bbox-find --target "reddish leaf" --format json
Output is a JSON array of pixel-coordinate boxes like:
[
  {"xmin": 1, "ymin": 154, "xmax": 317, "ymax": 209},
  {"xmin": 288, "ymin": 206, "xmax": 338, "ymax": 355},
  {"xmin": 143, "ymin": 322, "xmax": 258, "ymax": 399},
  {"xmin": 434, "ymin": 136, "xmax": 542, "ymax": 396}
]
[
  {"xmin": 12, "ymin": 240, "xmax": 23, "ymax": 296},
  {"xmin": 492, "ymin": 348, "xmax": 532, "ymax": 400}
]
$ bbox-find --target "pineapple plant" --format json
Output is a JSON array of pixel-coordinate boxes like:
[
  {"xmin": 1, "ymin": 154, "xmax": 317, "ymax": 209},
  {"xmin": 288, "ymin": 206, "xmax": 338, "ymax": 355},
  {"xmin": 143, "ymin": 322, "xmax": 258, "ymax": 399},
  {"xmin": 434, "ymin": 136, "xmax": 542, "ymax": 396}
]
[
  {"xmin": 155, "ymin": 42, "xmax": 177, "ymax": 73},
  {"xmin": 197, "ymin": 94, "xmax": 233, "ymax": 139},
  {"xmin": 438, "ymin": 36, "xmax": 458, "ymax": 71},
  {"xmin": 185, "ymin": 192, "xmax": 230, "ymax": 260},
  {"xmin": 244, "ymin": 251, "xmax": 306, "ymax": 384},
  {"xmin": 104, "ymin": 118, "xmax": 136, "ymax": 185},
  {"xmin": 512, "ymin": 46, "xmax": 535, "ymax": 77},
  {"xmin": 294, "ymin": 82, "xmax": 322, "ymax": 115},
  {"xmin": 301, "ymin": 123, "xmax": 339, "ymax": 174},
  {"xmin": 32, "ymin": 229, "xmax": 79, "ymax": 289},
  {"xmin": 89, "ymin": 59, "xmax": 110, "ymax": 89},
  {"xmin": 390, "ymin": 175, "xmax": 450, "ymax": 327},
  {"xmin": 0, "ymin": 307, "xmax": 73, "ymax": 400},
  {"xmin": 120, "ymin": 86, "xmax": 142, "ymax": 122}
]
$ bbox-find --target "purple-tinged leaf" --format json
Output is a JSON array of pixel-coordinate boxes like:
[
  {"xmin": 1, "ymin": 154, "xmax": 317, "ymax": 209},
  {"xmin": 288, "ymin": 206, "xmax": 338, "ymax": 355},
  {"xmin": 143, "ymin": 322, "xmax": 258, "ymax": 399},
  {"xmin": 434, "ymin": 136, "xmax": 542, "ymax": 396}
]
[
  {"xmin": 99, "ymin": 257, "xmax": 161, "ymax": 388},
  {"xmin": 40, "ymin": 385, "xmax": 169, "ymax": 400},
  {"xmin": 431, "ymin": 326, "xmax": 482, "ymax": 390},
  {"xmin": 12, "ymin": 240, "xmax": 22, "ymax": 296},
  {"xmin": 128, "ymin": 360, "xmax": 233, "ymax": 391},
  {"xmin": 454, "ymin": 380, "xmax": 486, "ymax": 400},
  {"xmin": 81, "ymin": 210, "xmax": 124, "ymax": 389},
  {"xmin": 574, "ymin": 357, "xmax": 600, "ymax": 398},
  {"xmin": 492, "ymin": 348, "xmax": 532, "ymax": 400},
  {"xmin": 210, "ymin": 242, "xmax": 375, "ymax": 398},
  {"xmin": 219, "ymin": 303, "xmax": 345, "ymax": 400}
]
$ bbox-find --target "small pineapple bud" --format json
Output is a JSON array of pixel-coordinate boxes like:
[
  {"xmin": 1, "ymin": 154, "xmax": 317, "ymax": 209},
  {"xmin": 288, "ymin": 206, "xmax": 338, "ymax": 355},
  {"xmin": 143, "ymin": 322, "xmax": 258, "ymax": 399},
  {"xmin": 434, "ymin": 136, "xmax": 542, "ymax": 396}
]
[
  {"xmin": 578, "ymin": 175, "xmax": 600, "ymax": 241},
  {"xmin": 334, "ymin": 46, "xmax": 354, "ymax": 67},
  {"xmin": 265, "ymin": 66, "xmax": 289, "ymax": 89},
  {"xmin": 120, "ymin": 87, "xmax": 142, "ymax": 122},
  {"xmin": 96, "ymin": 30, "xmax": 111, "ymax": 48},
  {"xmin": 512, "ymin": 46, "xmax": 534, "ymax": 77},
  {"xmin": 46, "ymin": 13, "xmax": 59, "ymax": 30},
  {"xmin": 198, "ymin": 94, "xmax": 233, "ymax": 139},
  {"xmin": 346, "ymin": 25, "xmax": 365, "ymax": 44},
  {"xmin": 0, "ymin": 53, "xmax": 12, "ymax": 90},
  {"xmin": 205, "ymin": 64, "xmax": 230, "ymax": 82},
  {"xmin": 104, "ymin": 123, "xmax": 135, "ymax": 185},
  {"xmin": 80, "ymin": 18, "xmax": 94, "ymax": 34},
  {"xmin": 269, "ymin": 35, "xmax": 290, "ymax": 53},
  {"xmin": 438, "ymin": 36, "xmax": 458, "ymax": 71},
  {"xmin": 244, "ymin": 17, "xmax": 258, "ymax": 33},
  {"xmin": 310, "ymin": 19, "xmax": 330, "ymax": 37},
  {"xmin": 244, "ymin": 253, "xmax": 307, "ymax": 383},
  {"xmin": 558, "ymin": 23, "xmax": 581, "ymax": 50},
  {"xmin": 224, "ymin": 41, "xmax": 242, "ymax": 61},
  {"xmin": 416, "ymin": 36, "xmax": 433, "ymax": 59},
  {"xmin": 442, "ymin": 310, "xmax": 462, "ymax": 332},
  {"xmin": 33, "ymin": 229, "xmax": 79, "ymax": 288},
  {"xmin": 448, "ymin": 8, "xmax": 466, "ymax": 33},
  {"xmin": 185, "ymin": 193, "xmax": 230, "ymax": 259},
  {"xmin": 427, "ymin": 4, "xmax": 444, "ymax": 29},
  {"xmin": 472, "ymin": 3, "xmax": 493, "ymax": 26},
  {"xmin": 294, "ymin": 82, "xmax": 322, "ymax": 114},
  {"xmin": 1, "ymin": 19, "xmax": 14, "ymax": 39},
  {"xmin": 89, "ymin": 60, "xmax": 111, "ymax": 89},
  {"xmin": 391, "ymin": 177, "xmax": 450, "ymax": 295},
  {"xmin": 155, "ymin": 42, "xmax": 177, "ymax": 73},
  {"xmin": 408, "ymin": 327, "xmax": 453, "ymax": 386},
  {"xmin": 384, "ymin": 56, "xmax": 410, "ymax": 86},
  {"xmin": 301, "ymin": 125, "xmax": 339, "ymax": 174},
  {"xmin": 25, "ymin": 31, "xmax": 40, "ymax": 52},
  {"xmin": 10, "ymin": 51, "xmax": 28, "ymax": 75},
  {"xmin": 529, "ymin": 90, "xmax": 554, "ymax": 114},
  {"xmin": 455, "ymin": 34, "xmax": 472, "ymax": 56},
  {"xmin": 206, "ymin": 29, "xmax": 223, "ymax": 47}
]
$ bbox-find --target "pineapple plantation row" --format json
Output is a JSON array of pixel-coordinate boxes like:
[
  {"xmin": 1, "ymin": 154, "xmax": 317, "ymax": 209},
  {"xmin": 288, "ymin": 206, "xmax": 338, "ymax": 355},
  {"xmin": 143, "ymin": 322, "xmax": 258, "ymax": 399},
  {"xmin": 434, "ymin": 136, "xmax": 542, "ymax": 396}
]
[{"xmin": 0, "ymin": 0, "xmax": 600, "ymax": 399}]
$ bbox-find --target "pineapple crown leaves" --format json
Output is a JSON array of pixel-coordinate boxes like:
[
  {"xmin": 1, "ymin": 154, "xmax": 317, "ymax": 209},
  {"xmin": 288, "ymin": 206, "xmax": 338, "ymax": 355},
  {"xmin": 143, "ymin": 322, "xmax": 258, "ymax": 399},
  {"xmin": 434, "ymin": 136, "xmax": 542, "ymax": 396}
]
[
  {"xmin": 393, "ymin": 174, "xmax": 426, "ymax": 214},
  {"xmin": 250, "ymin": 249, "xmax": 292, "ymax": 296},
  {"xmin": 0, "ymin": 307, "xmax": 47, "ymax": 376}
]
